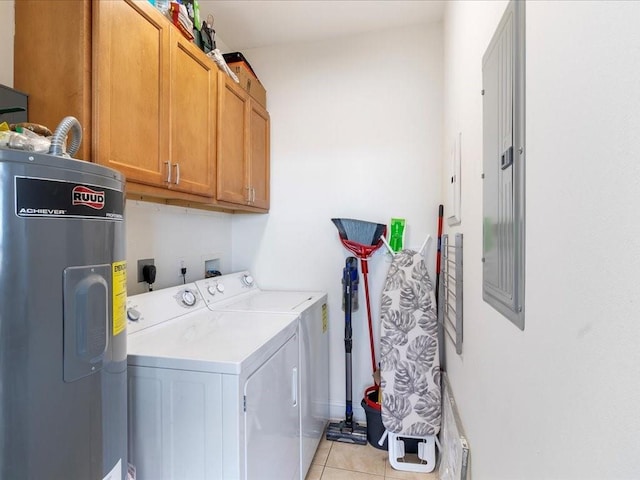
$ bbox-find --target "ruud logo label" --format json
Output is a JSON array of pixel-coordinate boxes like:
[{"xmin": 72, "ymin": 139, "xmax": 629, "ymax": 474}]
[
  {"xmin": 16, "ymin": 176, "xmax": 123, "ymax": 220},
  {"xmin": 72, "ymin": 185, "xmax": 105, "ymax": 210}
]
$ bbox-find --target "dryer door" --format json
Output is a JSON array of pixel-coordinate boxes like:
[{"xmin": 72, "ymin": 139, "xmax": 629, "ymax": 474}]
[{"xmin": 244, "ymin": 332, "xmax": 300, "ymax": 480}]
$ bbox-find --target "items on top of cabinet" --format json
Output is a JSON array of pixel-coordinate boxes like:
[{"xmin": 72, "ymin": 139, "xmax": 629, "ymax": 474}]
[
  {"xmin": 223, "ymin": 52, "xmax": 259, "ymax": 78},
  {"xmin": 198, "ymin": 14, "xmax": 216, "ymax": 53},
  {"xmin": 207, "ymin": 49, "xmax": 239, "ymax": 82},
  {"xmin": 223, "ymin": 52, "xmax": 267, "ymax": 108},
  {"xmin": 169, "ymin": 1, "xmax": 194, "ymax": 40},
  {"xmin": 148, "ymin": 0, "xmax": 196, "ymax": 41},
  {"xmin": 149, "ymin": 0, "xmax": 170, "ymax": 15}
]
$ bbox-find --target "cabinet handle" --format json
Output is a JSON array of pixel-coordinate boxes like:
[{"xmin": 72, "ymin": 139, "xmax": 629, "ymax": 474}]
[
  {"xmin": 174, "ymin": 163, "xmax": 180, "ymax": 185},
  {"xmin": 251, "ymin": 187, "xmax": 256, "ymax": 204},
  {"xmin": 165, "ymin": 161, "xmax": 172, "ymax": 183},
  {"xmin": 245, "ymin": 186, "xmax": 251, "ymax": 204}
]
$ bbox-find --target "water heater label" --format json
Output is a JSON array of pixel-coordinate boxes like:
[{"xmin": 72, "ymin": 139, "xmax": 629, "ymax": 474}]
[
  {"xmin": 112, "ymin": 261, "xmax": 127, "ymax": 336},
  {"xmin": 15, "ymin": 176, "xmax": 124, "ymax": 220}
]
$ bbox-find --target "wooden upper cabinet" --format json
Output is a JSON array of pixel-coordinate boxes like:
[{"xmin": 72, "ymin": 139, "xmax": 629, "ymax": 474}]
[
  {"xmin": 217, "ymin": 73, "xmax": 250, "ymax": 205},
  {"xmin": 93, "ymin": 0, "xmax": 170, "ymax": 187},
  {"xmin": 249, "ymin": 102, "xmax": 270, "ymax": 210},
  {"xmin": 169, "ymin": 33, "xmax": 216, "ymax": 196},
  {"xmin": 217, "ymin": 72, "xmax": 270, "ymax": 210},
  {"xmin": 14, "ymin": 0, "xmax": 266, "ymax": 210},
  {"xmin": 94, "ymin": 1, "xmax": 215, "ymax": 196},
  {"xmin": 14, "ymin": 1, "xmax": 92, "ymax": 161}
]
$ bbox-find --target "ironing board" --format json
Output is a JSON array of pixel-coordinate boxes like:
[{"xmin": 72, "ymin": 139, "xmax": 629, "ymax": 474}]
[{"xmin": 379, "ymin": 249, "xmax": 441, "ymax": 472}]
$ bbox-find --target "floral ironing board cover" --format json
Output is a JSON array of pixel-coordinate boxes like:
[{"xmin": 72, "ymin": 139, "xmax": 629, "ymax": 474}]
[{"xmin": 379, "ymin": 249, "xmax": 441, "ymax": 436}]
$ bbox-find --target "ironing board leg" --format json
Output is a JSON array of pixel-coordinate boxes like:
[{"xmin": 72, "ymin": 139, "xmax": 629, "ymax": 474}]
[{"xmin": 388, "ymin": 433, "xmax": 437, "ymax": 473}]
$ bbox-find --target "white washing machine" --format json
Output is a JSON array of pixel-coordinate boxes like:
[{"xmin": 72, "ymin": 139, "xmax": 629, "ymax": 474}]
[
  {"xmin": 126, "ymin": 283, "xmax": 300, "ymax": 480},
  {"xmin": 195, "ymin": 272, "xmax": 329, "ymax": 479}
]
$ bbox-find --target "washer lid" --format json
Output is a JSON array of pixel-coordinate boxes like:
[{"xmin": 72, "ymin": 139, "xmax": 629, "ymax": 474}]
[
  {"xmin": 127, "ymin": 310, "xmax": 298, "ymax": 375},
  {"xmin": 195, "ymin": 275, "xmax": 326, "ymax": 313},
  {"xmin": 212, "ymin": 290, "xmax": 326, "ymax": 313}
]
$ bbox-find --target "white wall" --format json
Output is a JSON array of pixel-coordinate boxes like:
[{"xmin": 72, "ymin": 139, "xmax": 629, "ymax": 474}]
[
  {"xmin": 231, "ymin": 24, "xmax": 443, "ymax": 421},
  {"xmin": 125, "ymin": 200, "xmax": 232, "ymax": 295},
  {"xmin": 0, "ymin": 0, "xmax": 14, "ymax": 87},
  {"xmin": 442, "ymin": 1, "xmax": 640, "ymax": 478}
]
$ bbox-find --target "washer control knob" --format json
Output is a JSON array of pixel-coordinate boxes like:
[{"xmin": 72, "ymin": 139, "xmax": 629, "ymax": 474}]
[
  {"xmin": 127, "ymin": 308, "xmax": 141, "ymax": 322},
  {"xmin": 242, "ymin": 274, "xmax": 254, "ymax": 287},
  {"xmin": 181, "ymin": 289, "xmax": 197, "ymax": 307},
  {"xmin": 216, "ymin": 283, "xmax": 225, "ymax": 293},
  {"xmin": 207, "ymin": 285, "xmax": 217, "ymax": 296}
]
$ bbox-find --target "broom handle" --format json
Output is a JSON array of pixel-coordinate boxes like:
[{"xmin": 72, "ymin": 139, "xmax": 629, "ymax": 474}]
[
  {"xmin": 435, "ymin": 205, "xmax": 444, "ymax": 307},
  {"xmin": 436, "ymin": 205, "xmax": 445, "ymax": 370},
  {"xmin": 360, "ymin": 258, "xmax": 377, "ymax": 375}
]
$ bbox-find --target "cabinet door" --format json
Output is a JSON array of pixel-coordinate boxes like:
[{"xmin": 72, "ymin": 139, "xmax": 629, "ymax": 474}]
[
  {"xmin": 94, "ymin": 0, "xmax": 170, "ymax": 187},
  {"xmin": 217, "ymin": 73, "xmax": 250, "ymax": 206},
  {"xmin": 169, "ymin": 33, "xmax": 216, "ymax": 197},
  {"xmin": 15, "ymin": 0, "xmax": 92, "ymax": 161},
  {"xmin": 244, "ymin": 333, "xmax": 300, "ymax": 480},
  {"xmin": 249, "ymin": 102, "xmax": 270, "ymax": 210}
]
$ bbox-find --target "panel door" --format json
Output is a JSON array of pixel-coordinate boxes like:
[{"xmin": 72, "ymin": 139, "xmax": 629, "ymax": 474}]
[
  {"xmin": 217, "ymin": 73, "xmax": 250, "ymax": 205},
  {"xmin": 244, "ymin": 334, "xmax": 300, "ymax": 480},
  {"xmin": 94, "ymin": 0, "xmax": 170, "ymax": 187},
  {"xmin": 482, "ymin": 16, "xmax": 514, "ymax": 304},
  {"xmin": 169, "ymin": 32, "xmax": 216, "ymax": 197},
  {"xmin": 128, "ymin": 366, "xmax": 224, "ymax": 480},
  {"xmin": 15, "ymin": 0, "xmax": 92, "ymax": 161},
  {"xmin": 482, "ymin": 0, "xmax": 525, "ymax": 329},
  {"xmin": 249, "ymin": 101, "xmax": 270, "ymax": 210}
]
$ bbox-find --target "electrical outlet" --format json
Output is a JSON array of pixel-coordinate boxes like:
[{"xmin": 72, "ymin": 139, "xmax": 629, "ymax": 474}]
[
  {"xmin": 137, "ymin": 258, "xmax": 155, "ymax": 283},
  {"xmin": 204, "ymin": 258, "xmax": 221, "ymax": 278}
]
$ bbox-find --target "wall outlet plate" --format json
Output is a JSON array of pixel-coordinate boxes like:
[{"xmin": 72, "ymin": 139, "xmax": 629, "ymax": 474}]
[{"xmin": 137, "ymin": 258, "xmax": 155, "ymax": 283}]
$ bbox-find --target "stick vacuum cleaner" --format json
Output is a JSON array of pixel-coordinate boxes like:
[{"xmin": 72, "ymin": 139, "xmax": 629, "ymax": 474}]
[{"xmin": 326, "ymin": 257, "xmax": 368, "ymax": 444}]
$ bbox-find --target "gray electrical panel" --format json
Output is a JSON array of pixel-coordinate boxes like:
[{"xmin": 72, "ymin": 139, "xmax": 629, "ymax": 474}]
[{"xmin": 482, "ymin": 0, "xmax": 525, "ymax": 330}]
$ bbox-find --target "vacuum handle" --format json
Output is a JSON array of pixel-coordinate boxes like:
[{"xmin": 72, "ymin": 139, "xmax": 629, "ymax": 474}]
[
  {"xmin": 342, "ymin": 257, "xmax": 359, "ymax": 314},
  {"xmin": 343, "ymin": 263, "xmax": 353, "ymax": 342}
]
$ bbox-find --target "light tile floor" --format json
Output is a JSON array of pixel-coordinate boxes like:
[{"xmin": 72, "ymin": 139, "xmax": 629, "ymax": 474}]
[{"xmin": 306, "ymin": 435, "xmax": 439, "ymax": 480}]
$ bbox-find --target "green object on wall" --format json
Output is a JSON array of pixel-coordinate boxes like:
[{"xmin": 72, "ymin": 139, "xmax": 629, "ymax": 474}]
[{"xmin": 389, "ymin": 218, "xmax": 405, "ymax": 252}]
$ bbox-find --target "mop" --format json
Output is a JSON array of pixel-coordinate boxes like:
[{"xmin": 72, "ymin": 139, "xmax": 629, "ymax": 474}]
[{"xmin": 325, "ymin": 257, "xmax": 368, "ymax": 444}]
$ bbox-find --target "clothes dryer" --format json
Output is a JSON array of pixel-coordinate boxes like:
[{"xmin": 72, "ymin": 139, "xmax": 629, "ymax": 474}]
[
  {"xmin": 126, "ymin": 283, "xmax": 300, "ymax": 480},
  {"xmin": 195, "ymin": 272, "xmax": 329, "ymax": 479}
]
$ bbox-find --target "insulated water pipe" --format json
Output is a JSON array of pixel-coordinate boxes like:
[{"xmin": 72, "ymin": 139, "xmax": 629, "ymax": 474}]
[{"xmin": 48, "ymin": 116, "xmax": 82, "ymax": 157}]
